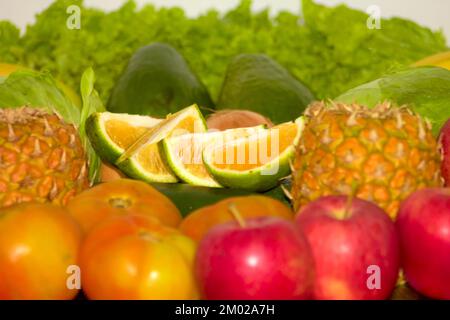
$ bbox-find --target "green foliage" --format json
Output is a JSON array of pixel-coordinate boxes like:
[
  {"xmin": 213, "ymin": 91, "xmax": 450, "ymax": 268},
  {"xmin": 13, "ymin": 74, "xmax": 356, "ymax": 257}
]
[
  {"xmin": 0, "ymin": 70, "xmax": 80, "ymax": 123},
  {"xmin": 336, "ymin": 66, "xmax": 450, "ymax": 135},
  {"xmin": 80, "ymin": 68, "xmax": 106, "ymax": 182},
  {"xmin": 0, "ymin": 21, "xmax": 21, "ymax": 63},
  {"xmin": 0, "ymin": 0, "xmax": 447, "ymax": 102}
]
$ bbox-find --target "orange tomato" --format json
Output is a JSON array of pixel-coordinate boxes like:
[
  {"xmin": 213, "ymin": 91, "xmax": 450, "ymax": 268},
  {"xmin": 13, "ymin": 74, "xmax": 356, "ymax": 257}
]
[
  {"xmin": 180, "ymin": 195, "xmax": 294, "ymax": 242},
  {"xmin": 80, "ymin": 214, "xmax": 198, "ymax": 299},
  {"xmin": 66, "ymin": 179, "xmax": 182, "ymax": 233},
  {"xmin": 0, "ymin": 203, "xmax": 82, "ymax": 300}
]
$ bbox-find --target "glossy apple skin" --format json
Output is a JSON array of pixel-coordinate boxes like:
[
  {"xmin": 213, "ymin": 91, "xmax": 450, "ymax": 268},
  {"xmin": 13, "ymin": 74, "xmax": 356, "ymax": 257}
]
[
  {"xmin": 439, "ymin": 119, "xmax": 450, "ymax": 186},
  {"xmin": 295, "ymin": 196, "xmax": 399, "ymax": 300},
  {"xmin": 396, "ymin": 188, "xmax": 450, "ymax": 299},
  {"xmin": 196, "ymin": 217, "xmax": 314, "ymax": 300}
]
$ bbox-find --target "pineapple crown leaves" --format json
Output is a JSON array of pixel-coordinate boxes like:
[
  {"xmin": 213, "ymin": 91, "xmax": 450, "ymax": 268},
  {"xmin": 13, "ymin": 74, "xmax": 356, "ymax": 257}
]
[{"xmin": 303, "ymin": 100, "xmax": 433, "ymax": 141}]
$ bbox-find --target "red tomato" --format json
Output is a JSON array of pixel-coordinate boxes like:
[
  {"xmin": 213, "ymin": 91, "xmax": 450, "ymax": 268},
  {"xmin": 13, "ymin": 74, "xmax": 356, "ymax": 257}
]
[{"xmin": 80, "ymin": 214, "xmax": 198, "ymax": 300}]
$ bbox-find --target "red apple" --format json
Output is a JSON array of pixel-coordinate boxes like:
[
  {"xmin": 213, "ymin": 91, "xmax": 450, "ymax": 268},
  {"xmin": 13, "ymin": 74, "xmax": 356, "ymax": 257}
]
[
  {"xmin": 396, "ymin": 188, "xmax": 450, "ymax": 299},
  {"xmin": 439, "ymin": 119, "xmax": 450, "ymax": 186},
  {"xmin": 196, "ymin": 217, "xmax": 314, "ymax": 300},
  {"xmin": 295, "ymin": 195, "xmax": 399, "ymax": 300}
]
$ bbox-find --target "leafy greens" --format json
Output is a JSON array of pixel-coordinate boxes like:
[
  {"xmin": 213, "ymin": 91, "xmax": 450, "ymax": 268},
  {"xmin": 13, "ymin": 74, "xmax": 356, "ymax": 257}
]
[{"xmin": 0, "ymin": 0, "xmax": 447, "ymax": 102}]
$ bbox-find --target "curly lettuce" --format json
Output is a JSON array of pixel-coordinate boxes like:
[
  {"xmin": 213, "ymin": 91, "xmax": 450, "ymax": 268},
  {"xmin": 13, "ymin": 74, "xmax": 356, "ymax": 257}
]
[{"xmin": 0, "ymin": 0, "xmax": 447, "ymax": 101}]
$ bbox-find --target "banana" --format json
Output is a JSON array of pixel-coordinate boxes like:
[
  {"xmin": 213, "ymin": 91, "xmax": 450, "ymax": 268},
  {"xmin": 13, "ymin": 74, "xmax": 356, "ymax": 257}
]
[{"xmin": 413, "ymin": 51, "xmax": 450, "ymax": 70}]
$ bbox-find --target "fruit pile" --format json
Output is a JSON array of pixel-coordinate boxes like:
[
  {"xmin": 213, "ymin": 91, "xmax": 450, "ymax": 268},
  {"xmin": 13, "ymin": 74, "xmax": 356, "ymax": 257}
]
[
  {"xmin": 0, "ymin": 98, "xmax": 449, "ymax": 300},
  {"xmin": 0, "ymin": 50, "xmax": 450, "ymax": 300}
]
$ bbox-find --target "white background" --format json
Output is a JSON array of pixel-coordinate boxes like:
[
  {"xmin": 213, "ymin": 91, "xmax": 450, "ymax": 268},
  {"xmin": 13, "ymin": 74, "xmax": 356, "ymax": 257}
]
[{"xmin": 1, "ymin": 0, "xmax": 449, "ymax": 44}]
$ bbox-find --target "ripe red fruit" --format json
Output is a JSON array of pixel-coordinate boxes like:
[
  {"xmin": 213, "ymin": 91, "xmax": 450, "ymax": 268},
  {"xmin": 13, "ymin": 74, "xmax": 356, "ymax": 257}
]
[
  {"xmin": 295, "ymin": 195, "xmax": 400, "ymax": 300},
  {"xmin": 396, "ymin": 188, "xmax": 450, "ymax": 299},
  {"xmin": 438, "ymin": 118, "xmax": 450, "ymax": 186},
  {"xmin": 196, "ymin": 217, "xmax": 314, "ymax": 300}
]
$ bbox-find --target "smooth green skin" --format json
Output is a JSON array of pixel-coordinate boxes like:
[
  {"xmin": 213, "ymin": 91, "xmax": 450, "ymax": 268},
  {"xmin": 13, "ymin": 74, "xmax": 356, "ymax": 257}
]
[
  {"xmin": 160, "ymin": 139, "xmax": 222, "ymax": 188},
  {"xmin": 85, "ymin": 113, "xmax": 123, "ymax": 164},
  {"xmin": 107, "ymin": 43, "xmax": 214, "ymax": 117},
  {"xmin": 336, "ymin": 66, "xmax": 450, "ymax": 136},
  {"xmin": 86, "ymin": 112, "xmax": 177, "ymax": 183},
  {"xmin": 150, "ymin": 182, "xmax": 290, "ymax": 217},
  {"xmin": 115, "ymin": 104, "xmax": 207, "ymax": 184},
  {"xmin": 116, "ymin": 156, "xmax": 178, "ymax": 184},
  {"xmin": 160, "ymin": 125, "xmax": 266, "ymax": 188},
  {"xmin": 204, "ymin": 148, "xmax": 294, "ymax": 192},
  {"xmin": 217, "ymin": 54, "xmax": 315, "ymax": 124},
  {"xmin": 203, "ymin": 117, "xmax": 303, "ymax": 192}
]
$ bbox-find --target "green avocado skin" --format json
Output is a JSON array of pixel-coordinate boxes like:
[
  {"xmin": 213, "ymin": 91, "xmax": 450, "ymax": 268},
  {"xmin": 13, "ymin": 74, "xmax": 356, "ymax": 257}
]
[
  {"xmin": 336, "ymin": 66, "xmax": 450, "ymax": 136},
  {"xmin": 150, "ymin": 182, "xmax": 290, "ymax": 217},
  {"xmin": 107, "ymin": 42, "xmax": 214, "ymax": 117},
  {"xmin": 217, "ymin": 54, "xmax": 315, "ymax": 124}
]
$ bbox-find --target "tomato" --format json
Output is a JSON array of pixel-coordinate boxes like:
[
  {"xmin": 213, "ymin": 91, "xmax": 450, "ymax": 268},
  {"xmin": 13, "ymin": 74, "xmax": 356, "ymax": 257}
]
[
  {"xmin": 180, "ymin": 195, "xmax": 294, "ymax": 242},
  {"xmin": 0, "ymin": 203, "xmax": 82, "ymax": 299},
  {"xmin": 67, "ymin": 179, "xmax": 182, "ymax": 233},
  {"xmin": 80, "ymin": 214, "xmax": 198, "ymax": 299}
]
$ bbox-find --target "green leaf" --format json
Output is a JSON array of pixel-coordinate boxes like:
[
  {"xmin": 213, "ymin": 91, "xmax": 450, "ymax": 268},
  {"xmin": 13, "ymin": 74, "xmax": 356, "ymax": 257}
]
[
  {"xmin": 336, "ymin": 66, "xmax": 450, "ymax": 135},
  {"xmin": 0, "ymin": 70, "xmax": 80, "ymax": 123},
  {"xmin": 1, "ymin": 0, "xmax": 447, "ymax": 102},
  {"xmin": 79, "ymin": 67, "xmax": 106, "ymax": 183}
]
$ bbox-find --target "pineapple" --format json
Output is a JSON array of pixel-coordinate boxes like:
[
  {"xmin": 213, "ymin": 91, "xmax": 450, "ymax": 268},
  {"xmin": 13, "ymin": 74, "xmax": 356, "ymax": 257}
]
[
  {"xmin": 292, "ymin": 101, "xmax": 442, "ymax": 219},
  {"xmin": 0, "ymin": 107, "xmax": 89, "ymax": 207}
]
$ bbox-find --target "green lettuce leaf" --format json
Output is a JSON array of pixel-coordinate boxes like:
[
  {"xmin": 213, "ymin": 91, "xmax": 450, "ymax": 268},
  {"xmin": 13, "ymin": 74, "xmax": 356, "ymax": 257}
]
[
  {"xmin": 336, "ymin": 66, "xmax": 450, "ymax": 135},
  {"xmin": 0, "ymin": 0, "xmax": 446, "ymax": 102},
  {"xmin": 0, "ymin": 21, "xmax": 21, "ymax": 63}
]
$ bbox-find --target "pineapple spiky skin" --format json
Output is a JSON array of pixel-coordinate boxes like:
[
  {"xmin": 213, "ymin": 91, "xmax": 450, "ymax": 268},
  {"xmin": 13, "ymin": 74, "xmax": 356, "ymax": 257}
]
[
  {"xmin": 0, "ymin": 107, "xmax": 89, "ymax": 207},
  {"xmin": 292, "ymin": 101, "xmax": 443, "ymax": 219}
]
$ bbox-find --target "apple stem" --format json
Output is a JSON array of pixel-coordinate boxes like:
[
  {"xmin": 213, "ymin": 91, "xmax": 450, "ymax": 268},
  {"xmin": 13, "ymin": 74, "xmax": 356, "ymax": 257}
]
[
  {"xmin": 343, "ymin": 182, "xmax": 360, "ymax": 218},
  {"xmin": 344, "ymin": 195, "xmax": 353, "ymax": 219},
  {"xmin": 228, "ymin": 203, "xmax": 246, "ymax": 228}
]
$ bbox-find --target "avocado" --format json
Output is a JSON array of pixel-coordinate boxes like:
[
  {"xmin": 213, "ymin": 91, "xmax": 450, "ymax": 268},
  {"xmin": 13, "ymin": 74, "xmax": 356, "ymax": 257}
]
[
  {"xmin": 107, "ymin": 43, "xmax": 214, "ymax": 117},
  {"xmin": 216, "ymin": 54, "xmax": 315, "ymax": 123}
]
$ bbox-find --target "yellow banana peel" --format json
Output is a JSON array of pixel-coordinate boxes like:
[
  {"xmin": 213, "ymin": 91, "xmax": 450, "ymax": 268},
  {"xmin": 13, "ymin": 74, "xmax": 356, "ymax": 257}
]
[{"xmin": 413, "ymin": 51, "xmax": 450, "ymax": 70}]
